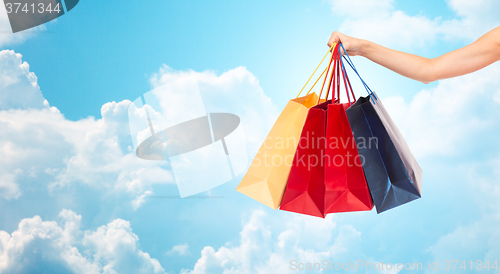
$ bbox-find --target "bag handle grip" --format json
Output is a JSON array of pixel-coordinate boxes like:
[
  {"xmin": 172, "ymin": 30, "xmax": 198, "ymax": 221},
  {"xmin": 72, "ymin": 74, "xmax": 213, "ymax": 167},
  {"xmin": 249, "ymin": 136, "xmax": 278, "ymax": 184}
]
[
  {"xmin": 323, "ymin": 44, "xmax": 356, "ymax": 105},
  {"xmin": 339, "ymin": 43, "xmax": 377, "ymax": 101}
]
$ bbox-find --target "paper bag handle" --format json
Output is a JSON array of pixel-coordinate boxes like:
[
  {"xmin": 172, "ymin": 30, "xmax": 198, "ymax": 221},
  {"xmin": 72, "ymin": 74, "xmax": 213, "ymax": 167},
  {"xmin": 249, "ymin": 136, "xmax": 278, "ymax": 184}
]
[
  {"xmin": 297, "ymin": 43, "xmax": 337, "ymax": 98},
  {"xmin": 322, "ymin": 44, "xmax": 356, "ymax": 105}
]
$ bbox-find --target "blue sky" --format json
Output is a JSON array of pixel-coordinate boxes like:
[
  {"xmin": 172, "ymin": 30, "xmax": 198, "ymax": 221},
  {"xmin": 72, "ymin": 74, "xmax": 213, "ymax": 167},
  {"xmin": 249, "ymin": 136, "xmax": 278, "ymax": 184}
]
[
  {"xmin": 5, "ymin": 0, "xmax": 460, "ymax": 120},
  {"xmin": 1, "ymin": 0, "xmax": 500, "ymax": 273}
]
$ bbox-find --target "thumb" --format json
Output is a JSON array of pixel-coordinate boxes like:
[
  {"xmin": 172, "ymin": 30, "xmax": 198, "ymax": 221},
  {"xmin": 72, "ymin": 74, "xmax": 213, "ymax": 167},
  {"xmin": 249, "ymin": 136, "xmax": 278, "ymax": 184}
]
[{"xmin": 327, "ymin": 31, "xmax": 342, "ymax": 47}]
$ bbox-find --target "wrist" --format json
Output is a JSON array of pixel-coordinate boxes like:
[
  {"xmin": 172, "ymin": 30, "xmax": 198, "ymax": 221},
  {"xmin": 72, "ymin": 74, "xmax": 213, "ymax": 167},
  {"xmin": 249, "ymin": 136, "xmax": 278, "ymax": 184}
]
[{"xmin": 358, "ymin": 39, "xmax": 372, "ymax": 57}]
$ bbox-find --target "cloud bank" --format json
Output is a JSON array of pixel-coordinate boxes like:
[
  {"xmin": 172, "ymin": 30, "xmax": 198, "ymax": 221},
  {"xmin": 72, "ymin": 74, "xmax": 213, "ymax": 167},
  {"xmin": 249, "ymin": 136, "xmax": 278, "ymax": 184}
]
[
  {"xmin": 328, "ymin": 0, "xmax": 500, "ymax": 49},
  {"xmin": 0, "ymin": 209, "xmax": 165, "ymax": 274}
]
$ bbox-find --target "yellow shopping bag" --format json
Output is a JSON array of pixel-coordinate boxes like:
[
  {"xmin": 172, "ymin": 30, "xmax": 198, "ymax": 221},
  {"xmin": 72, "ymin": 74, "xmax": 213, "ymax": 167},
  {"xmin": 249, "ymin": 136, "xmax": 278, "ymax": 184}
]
[
  {"xmin": 236, "ymin": 93, "xmax": 319, "ymax": 209},
  {"xmin": 236, "ymin": 44, "xmax": 336, "ymax": 209}
]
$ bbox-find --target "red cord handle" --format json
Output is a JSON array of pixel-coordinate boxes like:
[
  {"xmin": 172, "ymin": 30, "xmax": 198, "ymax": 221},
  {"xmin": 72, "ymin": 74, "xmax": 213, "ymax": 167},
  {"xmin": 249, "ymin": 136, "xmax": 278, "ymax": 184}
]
[{"xmin": 323, "ymin": 45, "xmax": 356, "ymax": 105}]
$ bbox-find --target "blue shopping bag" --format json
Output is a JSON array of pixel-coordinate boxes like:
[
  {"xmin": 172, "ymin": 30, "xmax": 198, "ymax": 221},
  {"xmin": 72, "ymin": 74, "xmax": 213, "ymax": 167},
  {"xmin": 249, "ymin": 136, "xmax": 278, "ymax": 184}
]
[{"xmin": 340, "ymin": 45, "xmax": 422, "ymax": 213}]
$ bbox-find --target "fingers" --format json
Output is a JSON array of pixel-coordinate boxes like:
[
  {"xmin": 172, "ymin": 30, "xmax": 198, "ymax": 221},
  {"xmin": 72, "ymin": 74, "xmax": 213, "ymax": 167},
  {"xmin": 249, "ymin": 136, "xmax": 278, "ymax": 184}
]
[
  {"xmin": 327, "ymin": 31, "xmax": 342, "ymax": 48},
  {"xmin": 326, "ymin": 31, "xmax": 359, "ymax": 56}
]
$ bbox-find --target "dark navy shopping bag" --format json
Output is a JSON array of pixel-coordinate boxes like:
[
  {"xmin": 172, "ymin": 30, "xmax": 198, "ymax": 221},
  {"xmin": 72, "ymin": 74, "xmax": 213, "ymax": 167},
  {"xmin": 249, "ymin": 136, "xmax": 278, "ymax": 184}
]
[{"xmin": 340, "ymin": 45, "xmax": 422, "ymax": 213}]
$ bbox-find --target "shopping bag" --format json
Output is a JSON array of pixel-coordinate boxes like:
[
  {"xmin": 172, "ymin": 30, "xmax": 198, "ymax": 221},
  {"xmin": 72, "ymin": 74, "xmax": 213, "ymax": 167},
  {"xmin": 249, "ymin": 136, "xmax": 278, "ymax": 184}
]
[
  {"xmin": 370, "ymin": 91, "xmax": 422, "ymax": 197},
  {"xmin": 279, "ymin": 100, "xmax": 327, "ymax": 217},
  {"xmin": 279, "ymin": 45, "xmax": 339, "ymax": 217},
  {"xmin": 280, "ymin": 101, "xmax": 374, "ymax": 217},
  {"xmin": 341, "ymin": 48, "xmax": 422, "ymax": 213},
  {"xmin": 346, "ymin": 94, "xmax": 421, "ymax": 213},
  {"xmin": 236, "ymin": 92, "xmax": 319, "ymax": 209},
  {"xmin": 280, "ymin": 44, "xmax": 373, "ymax": 216},
  {"xmin": 324, "ymin": 46, "xmax": 373, "ymax": 214},
  {"xmin": 324, "ymin": 100, "xmax": 374, "ymax": 213}
]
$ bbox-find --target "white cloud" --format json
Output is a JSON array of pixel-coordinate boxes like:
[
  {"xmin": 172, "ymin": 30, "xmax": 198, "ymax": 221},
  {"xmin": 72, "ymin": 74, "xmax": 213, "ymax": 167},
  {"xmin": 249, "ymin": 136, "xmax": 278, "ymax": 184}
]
[
  {"xmin": 131, "ymin": 190, "xmax": 154, "ymax": 211},
  {"xmin": 0, "ymin": 170, "xmax": 21, "ymax": 200},
  {"xmin": 166, "ymin": 244, "xmax": 190, "ymax": 256},
  {"xmin": 426, "ymin": 159, "xmax": 500, "ymax": 270},
  {"xmin": 0, "ymin": 50, "xmax": 174, "ymax": 206},
  {"xmin": 0, "ymin": 50, "xmax": 277, "ymax": 210},
  {"xmin": 381, "ymin": 62, "xmax": 500, "ymax": 159},
  {"xmin": 0, "ymin": 209, "xmax": 165, "ymax": 274},
  {"xmin": 442, "ymin": 0, "xmax": 500, "ymax": 40},
  {"xmin": 0, "ymin": 50, "xmax": 46, "ymax": 110},
  {"xmin": 329, "ymin": 0, "xmax": 394, "ymax": 18},
  {"xmin": 83, "ymin": 218, "xmax": 165, "ymax": 274},
  {"xmin": 182, "ymin": 210, "xmax": 388, "ymax": 274},
  {"xmin": 327, "ymin": 0, "xmax": 500, "ymax": 49},
  {"xmin": 0, "ymin": 98, "xmax": 173, "ymax": 205},
  {"xmin": 328, "ymin": 0, "xmax": 440, "ymax": 49}
]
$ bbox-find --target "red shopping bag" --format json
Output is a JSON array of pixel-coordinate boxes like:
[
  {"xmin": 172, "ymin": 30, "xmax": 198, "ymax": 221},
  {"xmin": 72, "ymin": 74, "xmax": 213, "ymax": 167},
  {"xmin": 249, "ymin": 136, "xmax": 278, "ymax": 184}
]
[
  {"xmin": 324, "ymin": 101, "xmax": 374, "ymax": 213},
  {"xmin": 279, "ymin": 104, "xmax": 327, "ymax": 217},
  {"xmin": 324, "ymin": 49, "xmax": 373, "ymax": 213},
  {"xmin": 279, "ymin": 45, "xmax": 340, "ymax": 218},
  {"xmin": 280, "ymin": 45, "xmax": 373, "ymax": 217}
]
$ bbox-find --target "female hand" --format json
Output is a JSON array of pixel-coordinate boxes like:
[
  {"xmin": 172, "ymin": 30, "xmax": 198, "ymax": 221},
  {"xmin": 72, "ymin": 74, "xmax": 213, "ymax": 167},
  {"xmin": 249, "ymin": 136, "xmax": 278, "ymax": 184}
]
[{"xmin": 327, "ymin": 31, "xmax": 365, "ymax": 56}]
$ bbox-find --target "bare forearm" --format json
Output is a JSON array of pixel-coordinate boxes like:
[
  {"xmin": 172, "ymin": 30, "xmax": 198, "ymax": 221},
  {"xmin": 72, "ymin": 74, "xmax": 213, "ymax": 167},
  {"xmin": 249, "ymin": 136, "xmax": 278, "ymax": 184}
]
[
  {"xmin": 360, "ymin": 36, "xmax": 499, "ymax": 83},
  {"xmin": 360, "ymin": 41, "xmax": 436, "ymax": 83}
]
